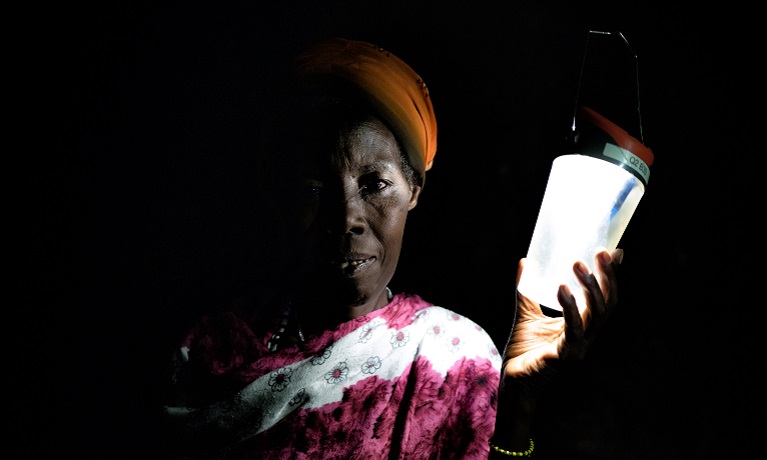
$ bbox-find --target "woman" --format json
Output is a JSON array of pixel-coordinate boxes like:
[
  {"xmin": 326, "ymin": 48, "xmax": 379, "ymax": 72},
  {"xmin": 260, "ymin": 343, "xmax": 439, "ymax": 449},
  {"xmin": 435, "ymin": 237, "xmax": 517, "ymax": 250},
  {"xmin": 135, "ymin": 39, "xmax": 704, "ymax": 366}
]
[{"xmin": 161, "ymin": 37, "xmax": 621, "ymax": 459}]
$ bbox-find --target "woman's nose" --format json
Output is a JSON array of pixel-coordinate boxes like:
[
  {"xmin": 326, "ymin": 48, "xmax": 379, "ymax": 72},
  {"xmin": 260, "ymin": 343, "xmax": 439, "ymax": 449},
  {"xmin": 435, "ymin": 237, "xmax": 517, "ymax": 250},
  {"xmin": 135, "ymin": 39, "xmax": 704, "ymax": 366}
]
[{"xmin": 325, "ymin": 190, "xmax": 366, "ymax": 235}]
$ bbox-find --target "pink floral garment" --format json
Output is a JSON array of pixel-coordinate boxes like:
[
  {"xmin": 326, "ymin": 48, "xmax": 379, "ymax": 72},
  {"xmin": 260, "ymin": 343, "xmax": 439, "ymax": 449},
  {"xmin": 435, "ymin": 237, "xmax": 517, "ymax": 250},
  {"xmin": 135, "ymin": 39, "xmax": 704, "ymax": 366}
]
[{"xmin": 169, "ymin": 293, "xmax": 502, "ymax": 459}]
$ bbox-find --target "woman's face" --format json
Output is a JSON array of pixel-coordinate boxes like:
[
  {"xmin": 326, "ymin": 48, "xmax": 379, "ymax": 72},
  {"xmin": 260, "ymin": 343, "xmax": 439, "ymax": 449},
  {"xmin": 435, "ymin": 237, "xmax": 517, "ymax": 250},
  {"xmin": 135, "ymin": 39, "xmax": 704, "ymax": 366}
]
[{"xmin": 291, "ymin": 115, "xmax": 422, "ymax": 316}]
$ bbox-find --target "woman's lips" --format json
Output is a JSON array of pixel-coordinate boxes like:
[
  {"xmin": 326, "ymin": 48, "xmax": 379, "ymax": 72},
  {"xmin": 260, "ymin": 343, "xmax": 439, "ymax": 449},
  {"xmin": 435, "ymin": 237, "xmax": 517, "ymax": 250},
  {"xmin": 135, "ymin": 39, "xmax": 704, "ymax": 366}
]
[{"xmin": 336, "ymin": 256, "xmax": 375, "ymax": 272}]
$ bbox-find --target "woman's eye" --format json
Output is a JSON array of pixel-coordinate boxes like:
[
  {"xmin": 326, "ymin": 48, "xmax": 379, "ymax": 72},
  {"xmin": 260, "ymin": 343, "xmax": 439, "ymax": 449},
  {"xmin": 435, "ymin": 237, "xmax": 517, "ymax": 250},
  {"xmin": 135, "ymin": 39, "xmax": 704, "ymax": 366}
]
[
  {"xmin": 300, "ymin": 182, "xmax": 323, "ymax": 200},
  {"xmin": 361, "ymin": 179, "xmax": 389, "ymax": 194}
]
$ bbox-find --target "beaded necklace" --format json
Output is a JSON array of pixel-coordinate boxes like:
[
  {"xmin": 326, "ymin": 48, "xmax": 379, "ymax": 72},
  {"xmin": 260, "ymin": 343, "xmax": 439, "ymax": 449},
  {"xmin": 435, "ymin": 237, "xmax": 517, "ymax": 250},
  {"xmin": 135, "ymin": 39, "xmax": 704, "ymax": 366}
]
[{"xmin": 266, "ymin": 287, "xmax": 393, "ymax": 351}]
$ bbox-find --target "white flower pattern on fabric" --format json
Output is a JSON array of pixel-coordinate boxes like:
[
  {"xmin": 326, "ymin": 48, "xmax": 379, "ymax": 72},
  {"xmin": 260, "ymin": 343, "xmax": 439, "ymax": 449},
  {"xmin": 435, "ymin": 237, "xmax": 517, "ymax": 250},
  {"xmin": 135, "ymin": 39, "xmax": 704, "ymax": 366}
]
[
  {"xmin": 446, "ymin": 335, "xmax": 463, "ymax": 352},
  {"xmin": 358, "ymin": 317, "xmax": 384, "ymax": 343},
  {"xmin": 311, "ymin": 345, "xmax": 333, "ymax": 365},
  {"xmin": 289, "ymin": 388, "xmax": 306, "ymax": 406},
  {"xmin": 446, "ymin": 311, "xmax": 462, "ymax": 322},
  {"xmin": 268, "ymin": 367, "xmax": 293, "ymax": 391},
  {"xmin": 361, "ymin": 356, "xmax": 382, "ymax": 374},
  {"xmin": 325, "ymin": 362, "xmax": 349, "ymax": 384},
  {"xmin": 427, "ymin": 323, "xmax": 446, "ymax": 339},
  {"xmin": 488, "ymin": 344, "xmax": 502, "ymax": 362},
  {"xmin": 390, "ymin": 329, "xmax": 410, "ymax": 348}
]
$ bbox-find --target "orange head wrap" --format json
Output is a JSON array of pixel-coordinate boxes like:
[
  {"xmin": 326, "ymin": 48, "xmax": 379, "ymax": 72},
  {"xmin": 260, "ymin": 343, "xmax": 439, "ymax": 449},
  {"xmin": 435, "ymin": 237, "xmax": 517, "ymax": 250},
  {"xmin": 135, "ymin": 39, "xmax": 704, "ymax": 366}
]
[{"xmin": 293, "ymin": 38, "xmax": 438, "ymax": 177}]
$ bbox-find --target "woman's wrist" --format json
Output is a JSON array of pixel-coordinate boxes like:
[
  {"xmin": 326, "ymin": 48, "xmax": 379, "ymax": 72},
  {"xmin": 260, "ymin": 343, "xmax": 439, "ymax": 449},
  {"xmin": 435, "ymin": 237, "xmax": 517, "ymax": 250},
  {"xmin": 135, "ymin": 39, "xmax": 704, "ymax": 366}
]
[{"xmin": 493, "ymin": 378, "xmax": 539, "ymax": 453}]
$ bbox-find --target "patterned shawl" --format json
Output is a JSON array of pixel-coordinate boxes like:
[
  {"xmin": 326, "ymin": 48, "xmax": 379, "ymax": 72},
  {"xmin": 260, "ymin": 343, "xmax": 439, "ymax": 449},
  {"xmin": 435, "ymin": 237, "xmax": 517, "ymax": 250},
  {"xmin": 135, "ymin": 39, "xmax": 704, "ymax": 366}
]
[{"xmin": 164, "ymin": 293, "xmax": 502, "ymax": 459}]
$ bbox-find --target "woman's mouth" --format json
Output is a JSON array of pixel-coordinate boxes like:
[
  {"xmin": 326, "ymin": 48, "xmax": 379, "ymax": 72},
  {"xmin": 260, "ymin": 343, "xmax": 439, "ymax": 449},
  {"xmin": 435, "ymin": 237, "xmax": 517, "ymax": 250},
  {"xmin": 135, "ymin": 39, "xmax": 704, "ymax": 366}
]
[{"xmin": 336, "ymin": 256, "xmax": 375, "ymax": 273}]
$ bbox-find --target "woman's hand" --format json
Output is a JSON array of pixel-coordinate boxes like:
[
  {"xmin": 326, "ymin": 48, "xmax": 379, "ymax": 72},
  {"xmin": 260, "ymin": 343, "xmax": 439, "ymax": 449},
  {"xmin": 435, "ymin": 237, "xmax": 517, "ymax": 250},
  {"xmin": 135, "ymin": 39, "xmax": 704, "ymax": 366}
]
[
  {"xmin": 503, "ymin": 248, "xmax": 623, "ymax": 381},
  {"xmin": 490, "ymin": 249, "xmax": 623, "ymax": 454}
]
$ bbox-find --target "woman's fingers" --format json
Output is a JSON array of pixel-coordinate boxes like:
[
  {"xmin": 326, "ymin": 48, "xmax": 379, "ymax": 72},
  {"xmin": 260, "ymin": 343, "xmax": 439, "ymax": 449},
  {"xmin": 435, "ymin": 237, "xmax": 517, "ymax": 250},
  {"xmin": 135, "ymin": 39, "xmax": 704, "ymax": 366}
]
[
  {"xmin": 557, "ymin": 284, "xmax": 585, "ymax": 362},
  {"xmin": 576, "ymin": 259, "xmax": 606, "ymax": 321},
  {"xmin": 602, "ymin": 248, "xmax": 623, "ymax": 309},
  {"xmin": 510, "ymin": 250, "xmax": 622, "ymax": 369}
]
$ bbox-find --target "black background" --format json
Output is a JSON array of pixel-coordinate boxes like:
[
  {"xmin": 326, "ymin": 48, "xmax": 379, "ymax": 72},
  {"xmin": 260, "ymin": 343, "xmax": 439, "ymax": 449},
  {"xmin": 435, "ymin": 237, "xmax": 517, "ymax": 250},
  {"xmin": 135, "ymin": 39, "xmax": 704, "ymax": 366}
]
[{"xmin": 26, "ymin": 1, "xmax": 759, "ymax": 458}]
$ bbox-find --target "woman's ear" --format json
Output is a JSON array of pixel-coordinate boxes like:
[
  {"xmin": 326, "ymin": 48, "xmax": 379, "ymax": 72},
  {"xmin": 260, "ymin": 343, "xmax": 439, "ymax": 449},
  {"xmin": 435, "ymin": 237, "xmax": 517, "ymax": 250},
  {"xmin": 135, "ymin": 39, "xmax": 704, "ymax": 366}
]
[{"xmin": 407, "ymin": 184, "xmax": 423, "ymax": 211}]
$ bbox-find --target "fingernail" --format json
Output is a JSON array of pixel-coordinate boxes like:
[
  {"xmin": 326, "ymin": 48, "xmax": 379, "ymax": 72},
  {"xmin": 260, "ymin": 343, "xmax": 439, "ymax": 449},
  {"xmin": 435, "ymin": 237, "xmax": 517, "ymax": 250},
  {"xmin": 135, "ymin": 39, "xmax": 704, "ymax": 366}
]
[
  {"xmin": 615, "ymin": 249, "xmax": 624, "ymax": 264},
  {"xmin": 575, "ymin": 261, "xmax": 590, "ymax": 277},
  {"xmin": 599, "ymin": 251, "xmax": 612, "ymax": 265}
]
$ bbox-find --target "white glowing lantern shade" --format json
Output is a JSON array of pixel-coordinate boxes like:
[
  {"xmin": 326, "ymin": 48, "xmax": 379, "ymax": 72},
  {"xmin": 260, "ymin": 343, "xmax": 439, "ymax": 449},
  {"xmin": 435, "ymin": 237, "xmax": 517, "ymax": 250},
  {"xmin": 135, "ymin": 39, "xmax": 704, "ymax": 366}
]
[{"xmin": 517, "ymin": 106, "xmax": 654, "ymax": 312}]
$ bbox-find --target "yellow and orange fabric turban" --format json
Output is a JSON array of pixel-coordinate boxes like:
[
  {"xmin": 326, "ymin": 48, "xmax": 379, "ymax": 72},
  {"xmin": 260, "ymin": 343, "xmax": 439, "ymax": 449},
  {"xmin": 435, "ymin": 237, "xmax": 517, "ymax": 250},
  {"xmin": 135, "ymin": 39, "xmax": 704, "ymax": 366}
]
[{"xmin": 293, "ymin": 38, "xmax": 438, "ymax": 176}]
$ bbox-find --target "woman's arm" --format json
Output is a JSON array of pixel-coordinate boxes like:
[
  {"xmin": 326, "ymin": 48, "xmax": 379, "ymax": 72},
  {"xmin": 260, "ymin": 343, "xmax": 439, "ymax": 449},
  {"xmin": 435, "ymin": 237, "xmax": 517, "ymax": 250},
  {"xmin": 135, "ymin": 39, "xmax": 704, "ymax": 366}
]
[{"xmin": 491, "ymin": 249, "xmax": 622, "ymax": 457}]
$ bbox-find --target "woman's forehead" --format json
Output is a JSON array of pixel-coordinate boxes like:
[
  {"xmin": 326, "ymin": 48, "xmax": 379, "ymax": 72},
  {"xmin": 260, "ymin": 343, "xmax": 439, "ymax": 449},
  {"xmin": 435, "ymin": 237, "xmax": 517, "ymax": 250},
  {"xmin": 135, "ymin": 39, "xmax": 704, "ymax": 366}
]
[{"xmin": 302, "ymin": 118, "xmax": 402, "ymax": 172}]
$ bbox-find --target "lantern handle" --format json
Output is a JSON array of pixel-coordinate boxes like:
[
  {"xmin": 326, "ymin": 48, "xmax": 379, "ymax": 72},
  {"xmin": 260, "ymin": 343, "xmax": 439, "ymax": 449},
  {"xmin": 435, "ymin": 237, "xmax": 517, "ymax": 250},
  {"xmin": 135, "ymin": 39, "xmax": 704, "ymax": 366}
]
[{"xmin": 571, "ymin": 30, "xmax": 644, "ymax": 145}]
